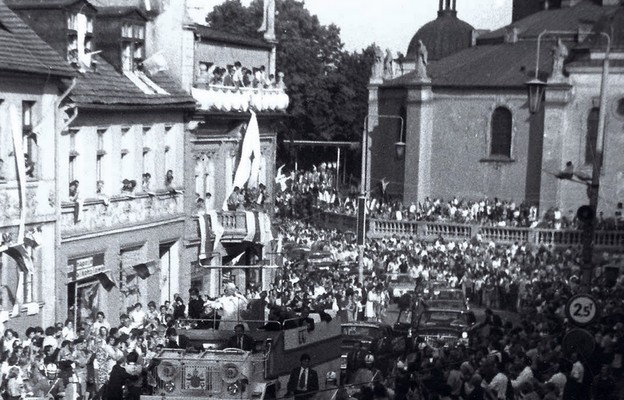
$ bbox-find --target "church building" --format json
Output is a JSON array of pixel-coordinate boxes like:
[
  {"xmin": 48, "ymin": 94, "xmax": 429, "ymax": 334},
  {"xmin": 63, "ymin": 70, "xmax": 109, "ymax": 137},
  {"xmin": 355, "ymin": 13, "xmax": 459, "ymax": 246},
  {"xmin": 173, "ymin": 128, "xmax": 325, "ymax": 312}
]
[{"xmin": 368, "ymin": 0, "xmax": 624, "ymax": 219}]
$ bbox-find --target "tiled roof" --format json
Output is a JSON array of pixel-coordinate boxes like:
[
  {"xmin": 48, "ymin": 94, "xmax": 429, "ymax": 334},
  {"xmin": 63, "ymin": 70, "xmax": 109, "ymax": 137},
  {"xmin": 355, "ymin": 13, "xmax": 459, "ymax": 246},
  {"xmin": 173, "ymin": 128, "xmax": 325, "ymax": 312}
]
[
  {"xmin": 194, "ymin": 25, "xmax": 273, "ymax": 50},
  {"xmin": 0, "ymin": 0, "xmax": 75, "ymax": 77},
  {"xmin": 478, "ymin": 1, "xmax": 615, "ymax": 42},
  {"xmin": 386, "ymin": 1, "xmax": 622, "ymax": 90},
  {"xmin": 386, "ymin": 41, "xmax": 554, "ymax": 89},
  {"xmin": 69, "ymin": 56, "xmax": 196, "ymax": 108},
  {"xmin": 96, "ymin": 6, "xmax": 147, "ymax": 19},
  {"xmin": 2, "ymin": 0, "xmax": 90, "ymax": 8}
]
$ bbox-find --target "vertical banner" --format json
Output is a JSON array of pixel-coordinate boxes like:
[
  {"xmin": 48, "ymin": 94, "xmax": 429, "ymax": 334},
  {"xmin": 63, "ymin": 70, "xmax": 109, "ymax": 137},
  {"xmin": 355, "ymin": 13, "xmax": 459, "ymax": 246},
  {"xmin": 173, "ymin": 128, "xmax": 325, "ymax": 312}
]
[{"xmin": 9, "ymin": 105, "xmax": 26, "ymax": 245}]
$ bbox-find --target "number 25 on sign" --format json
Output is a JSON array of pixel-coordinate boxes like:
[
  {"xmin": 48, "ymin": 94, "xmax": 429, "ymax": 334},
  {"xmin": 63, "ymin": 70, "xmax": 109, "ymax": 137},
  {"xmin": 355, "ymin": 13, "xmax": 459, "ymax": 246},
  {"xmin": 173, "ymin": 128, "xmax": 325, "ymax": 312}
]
[{"xmin": 566, "ymin": 294, "xmax": 599, "ymax": 326}]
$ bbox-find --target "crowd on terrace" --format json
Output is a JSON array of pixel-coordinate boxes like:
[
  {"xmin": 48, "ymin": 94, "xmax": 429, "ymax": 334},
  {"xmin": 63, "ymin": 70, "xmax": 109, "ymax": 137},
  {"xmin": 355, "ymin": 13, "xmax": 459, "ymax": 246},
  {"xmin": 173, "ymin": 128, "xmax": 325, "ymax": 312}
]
[{"xmin": 275, "ymin": 166, "xmax": 624, "ymax": 231}]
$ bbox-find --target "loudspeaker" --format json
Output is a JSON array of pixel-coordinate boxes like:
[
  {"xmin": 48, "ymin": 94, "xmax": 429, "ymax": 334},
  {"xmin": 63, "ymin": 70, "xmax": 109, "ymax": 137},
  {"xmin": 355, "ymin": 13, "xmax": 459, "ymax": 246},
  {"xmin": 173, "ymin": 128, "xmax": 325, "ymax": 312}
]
[{"xmin": 576, "ymin": 205, "xmax": 595, "ymax": 222}]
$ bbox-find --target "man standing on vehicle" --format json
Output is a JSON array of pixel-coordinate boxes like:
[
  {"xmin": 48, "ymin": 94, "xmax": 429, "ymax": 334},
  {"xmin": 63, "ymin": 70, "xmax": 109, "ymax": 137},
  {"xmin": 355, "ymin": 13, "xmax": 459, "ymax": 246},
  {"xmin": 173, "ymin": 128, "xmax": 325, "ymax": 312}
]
[
  {"xmin": 346, "ymin": 341, "xmax": 365, "ymax": 383},
  {"xmin": 287, "ymin": 353, "xmax": 319, "ymax": 400}
]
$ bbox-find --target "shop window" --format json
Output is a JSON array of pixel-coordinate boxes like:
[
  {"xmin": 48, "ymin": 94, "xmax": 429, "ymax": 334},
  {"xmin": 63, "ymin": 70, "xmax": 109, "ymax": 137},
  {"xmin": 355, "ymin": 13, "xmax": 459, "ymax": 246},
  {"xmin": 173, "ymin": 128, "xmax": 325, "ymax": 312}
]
[
  {"xmin": 585, "ymin": 107, "xmax": 599, "ymax": 166},
  {"xmin": 490, "ymin": 107, "xmax": 512, "ymax": 158}
]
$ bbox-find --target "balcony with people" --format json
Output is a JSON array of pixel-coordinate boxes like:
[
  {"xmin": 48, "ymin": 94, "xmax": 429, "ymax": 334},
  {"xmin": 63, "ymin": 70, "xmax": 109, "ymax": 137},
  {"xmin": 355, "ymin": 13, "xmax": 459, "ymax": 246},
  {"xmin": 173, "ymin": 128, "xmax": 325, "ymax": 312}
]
[
  {"xmin": 60, "ymin": 171, "xmax": 185, "ymax": 237},
  {"xmin": 191, "ymin": 61, "xmax": 289, "ymax": 113}
]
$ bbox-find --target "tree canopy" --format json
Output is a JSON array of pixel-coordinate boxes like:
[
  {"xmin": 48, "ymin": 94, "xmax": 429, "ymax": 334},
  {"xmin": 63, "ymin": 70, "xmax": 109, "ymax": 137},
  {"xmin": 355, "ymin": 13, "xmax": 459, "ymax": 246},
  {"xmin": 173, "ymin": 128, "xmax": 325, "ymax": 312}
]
[{"xmin": 207, "ymin": 0, "xmax": 374, "ymax": 156}]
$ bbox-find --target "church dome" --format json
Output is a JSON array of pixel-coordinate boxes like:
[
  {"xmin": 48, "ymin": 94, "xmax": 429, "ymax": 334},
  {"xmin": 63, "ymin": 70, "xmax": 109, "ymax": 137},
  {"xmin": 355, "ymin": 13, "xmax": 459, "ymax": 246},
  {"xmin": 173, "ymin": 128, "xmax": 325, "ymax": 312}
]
[{"xmin": 406, "ymin": 0, "xmax": 474, "ymax": 61}]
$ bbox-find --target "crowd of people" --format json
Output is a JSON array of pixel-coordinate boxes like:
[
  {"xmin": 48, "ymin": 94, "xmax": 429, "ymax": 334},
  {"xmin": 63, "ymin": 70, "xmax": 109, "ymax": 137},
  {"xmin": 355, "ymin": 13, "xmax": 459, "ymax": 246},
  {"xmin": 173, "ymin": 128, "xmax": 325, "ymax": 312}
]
[
  {"xmin": 0, "ymin": 207, "xmax": 623, "ymax": 399},
  {"xmin": 275, "ymin": 217, "xmax": 624, "ymax": 400},
  {"xmin": 195, "ymin": 60, "xmax": 287, "ymax": 90},
  {"xmin": 275, "ymin": 166, "xmax": 624, "ymax": 231}
]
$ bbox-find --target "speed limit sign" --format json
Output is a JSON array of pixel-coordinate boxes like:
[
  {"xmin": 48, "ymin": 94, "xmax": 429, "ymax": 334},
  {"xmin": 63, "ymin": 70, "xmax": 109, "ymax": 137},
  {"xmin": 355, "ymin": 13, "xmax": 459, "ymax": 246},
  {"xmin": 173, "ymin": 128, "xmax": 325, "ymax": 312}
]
[{"xmin": 566, "ymin": 294, "xmax": 599, "ymax": 326}]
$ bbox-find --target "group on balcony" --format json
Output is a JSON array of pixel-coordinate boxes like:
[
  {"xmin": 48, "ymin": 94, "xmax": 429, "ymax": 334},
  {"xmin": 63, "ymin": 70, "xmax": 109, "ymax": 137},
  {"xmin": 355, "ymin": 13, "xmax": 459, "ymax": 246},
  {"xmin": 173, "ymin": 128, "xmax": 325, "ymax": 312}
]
[{"xmin": 196, "ymin": 61, "xmax": 286, "ymax": 91}]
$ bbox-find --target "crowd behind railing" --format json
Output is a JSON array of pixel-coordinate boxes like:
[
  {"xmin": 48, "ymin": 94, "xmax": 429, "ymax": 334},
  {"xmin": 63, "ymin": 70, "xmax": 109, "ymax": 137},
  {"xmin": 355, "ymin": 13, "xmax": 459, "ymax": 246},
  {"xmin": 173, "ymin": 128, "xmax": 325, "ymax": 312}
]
[
  {"xmin": 0, "ymin": 210, "xmax": 622, "ymax": 399},
  {"xmin": 276, "ymin": 217, "xmax": 624, "ymax": 400},
  {"xmin": 275, "ymin": 166, "xmax": 624, "ymax": 231}
]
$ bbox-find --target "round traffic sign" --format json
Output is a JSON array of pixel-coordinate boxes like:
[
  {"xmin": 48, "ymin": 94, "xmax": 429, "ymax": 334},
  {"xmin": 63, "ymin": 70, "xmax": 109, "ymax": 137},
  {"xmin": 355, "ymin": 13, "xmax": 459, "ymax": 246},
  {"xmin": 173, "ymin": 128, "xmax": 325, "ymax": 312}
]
[{"xmin": 566, "ymin": 294, "xmax": 599, "ymax": 326}]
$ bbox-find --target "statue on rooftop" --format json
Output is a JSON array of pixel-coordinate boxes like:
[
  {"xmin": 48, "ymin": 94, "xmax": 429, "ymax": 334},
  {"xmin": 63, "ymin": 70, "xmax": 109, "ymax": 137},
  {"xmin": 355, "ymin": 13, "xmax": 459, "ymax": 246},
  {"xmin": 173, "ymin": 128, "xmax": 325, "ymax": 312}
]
[
  {"xmin": 258, "ymin": 0, "xmax": 276, "ymax": 42},
  {"xmin": 371, "ymin": 45, "xmax": 384, "ymax": 83},
  {"xmin": 415, "ymin": 40, "xmax": 430, "ymax": 81},
  {"xmin": 551, "ymin": 38, "xmax": 568, "ymax": 81},
  {"xmin": 383, "ymin": 49, "xmax": 394, "ymax": 80}
]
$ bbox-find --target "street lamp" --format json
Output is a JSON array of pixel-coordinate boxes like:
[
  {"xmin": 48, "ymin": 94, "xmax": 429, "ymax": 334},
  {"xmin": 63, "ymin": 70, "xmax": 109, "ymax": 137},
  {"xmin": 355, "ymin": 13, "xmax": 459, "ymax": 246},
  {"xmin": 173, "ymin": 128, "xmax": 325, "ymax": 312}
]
[
  {"xmin": 527, "ymin": 30, "xmax": 611, "ymax": 288},
  {"xmin": 357, "ymin": 114, "xmax": 405, "ymax": 282},
  {"xmin": 526, "ymin": 78, "xmax": 547, "ymax": 114}
]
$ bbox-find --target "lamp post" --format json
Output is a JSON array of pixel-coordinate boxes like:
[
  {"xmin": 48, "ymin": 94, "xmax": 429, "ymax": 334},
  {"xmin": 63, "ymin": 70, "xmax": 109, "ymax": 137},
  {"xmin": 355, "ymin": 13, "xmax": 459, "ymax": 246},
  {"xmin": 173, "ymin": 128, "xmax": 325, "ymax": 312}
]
[
  {"xmin": 526, "ymin": 30, "xmax": 611, "ymax": 289},
  {"xmin": 357, "ymin": 114, "xmax": 404, "ymax": 282}
]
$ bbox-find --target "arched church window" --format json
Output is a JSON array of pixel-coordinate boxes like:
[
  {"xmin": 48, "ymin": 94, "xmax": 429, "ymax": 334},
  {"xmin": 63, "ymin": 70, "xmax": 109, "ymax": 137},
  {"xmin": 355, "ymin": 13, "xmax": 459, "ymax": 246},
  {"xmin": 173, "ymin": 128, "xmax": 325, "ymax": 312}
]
[
  {"xmin": 490, "ymin": 107, "xmax": 512, "ymax": 157},
  {"xmin": 585, "ymin": 107, "xmax": 599, "ymax": 165}
]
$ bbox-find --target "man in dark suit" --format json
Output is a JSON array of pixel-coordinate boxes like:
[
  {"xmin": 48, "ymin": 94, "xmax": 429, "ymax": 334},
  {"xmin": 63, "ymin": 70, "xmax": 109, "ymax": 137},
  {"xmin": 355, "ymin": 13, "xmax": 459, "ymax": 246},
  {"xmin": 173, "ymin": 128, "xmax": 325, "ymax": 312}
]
[
  {"xmin": 287, "ymin": 353, "xmax": 319, "ymax": 400},
  {"xmin": 164, "ymin": 327, "xmax": 190, "ymax": 349},
  {"xmin": 108, "ymin": 357, "xmax": 139, "ymax": 400},
  {"xmin": 225, "ymin": 324, "xmax": 254, "ymax": 351},
  {"xmin": 187, "ymin": 287, "xmax": 205, "ymax": 319},
  {"xmin": 346, "ymin": 341, "xmax": 366, "ymax": 383},
  {"xmin": 298, "ymin": 306, "xmax": 315, "ymax": 332}
]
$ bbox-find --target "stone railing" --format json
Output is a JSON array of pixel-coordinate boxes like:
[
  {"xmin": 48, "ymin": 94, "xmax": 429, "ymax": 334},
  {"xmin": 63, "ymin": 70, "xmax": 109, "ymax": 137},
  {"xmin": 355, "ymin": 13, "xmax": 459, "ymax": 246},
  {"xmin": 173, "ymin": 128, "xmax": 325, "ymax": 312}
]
[
  {"xmin": 191, "ymin": 85, "xmax": 289, "ymax": 113},
  {"xmin": 194, "ymin": 211, "xmax": 249, "ymax": 243},
  {"xmin": 60, "ymin": 191, "xmax": 184, "ymax": 237},
  {"xmin": 218, "ymin": 211, "xmax": 248, "ymax": 241},
  {"xmin": 313, "ymin": 211, "xmax": 624, "ymax": 251}
]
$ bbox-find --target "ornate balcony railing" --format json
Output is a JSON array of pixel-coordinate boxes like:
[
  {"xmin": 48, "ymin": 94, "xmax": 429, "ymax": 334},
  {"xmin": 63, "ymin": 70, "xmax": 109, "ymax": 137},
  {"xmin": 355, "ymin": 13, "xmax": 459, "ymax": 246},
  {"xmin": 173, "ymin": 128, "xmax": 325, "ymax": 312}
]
[
  {"xmin": 60, "ymin": 191, "xmax": 184, "ymax": 237},
  {"xmin": 313, "ymin": 211, "xmax": 624, "ymax": 251},
  {"xmin": 194, "ymin": 211, "xmax": 271, "ymax": 243},
  {"xmin": 191, "ymin": 85, "xmax": 289, "ymax": 113}
]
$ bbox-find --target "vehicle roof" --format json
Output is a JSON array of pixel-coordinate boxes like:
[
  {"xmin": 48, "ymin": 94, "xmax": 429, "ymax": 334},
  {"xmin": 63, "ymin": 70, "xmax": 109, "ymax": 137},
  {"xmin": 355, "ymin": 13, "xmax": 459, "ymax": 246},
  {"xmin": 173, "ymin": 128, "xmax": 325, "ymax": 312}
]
[
  {"xmin": 342, "ymin": 322, "xmax": 391, "ymax": 329},
  {"xmin": 422, "ymin": 308, "xmax": 466, "ymax": 314}
]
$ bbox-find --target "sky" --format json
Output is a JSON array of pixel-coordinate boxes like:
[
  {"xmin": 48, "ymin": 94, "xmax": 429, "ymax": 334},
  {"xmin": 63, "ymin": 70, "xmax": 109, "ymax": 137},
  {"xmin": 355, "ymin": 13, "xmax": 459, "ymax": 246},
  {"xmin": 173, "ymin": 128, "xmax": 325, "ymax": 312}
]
[{"xmin": 187, "ymin": 0, "xmax": 513, "ymax": 53}]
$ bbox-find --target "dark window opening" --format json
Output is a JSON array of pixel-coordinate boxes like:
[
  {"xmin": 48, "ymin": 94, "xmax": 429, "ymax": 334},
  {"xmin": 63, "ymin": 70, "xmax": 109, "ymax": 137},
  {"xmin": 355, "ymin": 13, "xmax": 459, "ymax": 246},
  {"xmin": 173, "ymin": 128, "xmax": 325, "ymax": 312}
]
[{"xmin": 490, "ymin": 107, "xmax": 512, "ymax": 157}]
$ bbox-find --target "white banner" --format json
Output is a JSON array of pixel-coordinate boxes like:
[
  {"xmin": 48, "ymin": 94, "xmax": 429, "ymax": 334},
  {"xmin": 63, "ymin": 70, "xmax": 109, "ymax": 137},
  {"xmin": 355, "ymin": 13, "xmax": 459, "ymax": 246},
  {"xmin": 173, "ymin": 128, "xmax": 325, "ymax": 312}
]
[{"xmin": 9, "ymin": 105, "xmax": 26, "ymax": 244}]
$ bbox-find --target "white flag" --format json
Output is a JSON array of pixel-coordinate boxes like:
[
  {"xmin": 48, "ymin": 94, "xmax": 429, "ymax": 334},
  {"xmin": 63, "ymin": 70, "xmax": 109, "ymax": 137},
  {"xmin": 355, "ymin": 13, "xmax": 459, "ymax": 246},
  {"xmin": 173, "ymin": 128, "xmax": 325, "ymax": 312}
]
[
  {"xmin": 232, "ymin": 111, "xmax": 261, "ymax": 189},
  {"xmin": 229, "ymin": 251, "xmax": 245, "ymax": 266}
]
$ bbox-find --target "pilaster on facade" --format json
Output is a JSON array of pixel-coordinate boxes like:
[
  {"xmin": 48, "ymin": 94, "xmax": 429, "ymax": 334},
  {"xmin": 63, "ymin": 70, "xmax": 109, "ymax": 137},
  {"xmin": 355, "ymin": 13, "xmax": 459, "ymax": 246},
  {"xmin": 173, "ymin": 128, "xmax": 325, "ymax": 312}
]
[
  {"xmin": 539, "ymin": 83, "xmax": 574, "ymax": 216},
  {"xmin": 403, "ymin": 83, "xmax": 434, "ymax": 206},
  {"xmin": 365, "ymin": 83, "xmax": 381, "ymax": 195}
]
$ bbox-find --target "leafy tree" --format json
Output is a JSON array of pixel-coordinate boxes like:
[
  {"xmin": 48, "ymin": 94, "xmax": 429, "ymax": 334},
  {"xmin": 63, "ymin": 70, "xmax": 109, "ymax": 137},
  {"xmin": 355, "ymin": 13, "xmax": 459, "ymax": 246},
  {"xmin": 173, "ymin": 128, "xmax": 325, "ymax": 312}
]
[{"xmin": 207, "ymin": 0, "xmax": 373, "ymax": 171}]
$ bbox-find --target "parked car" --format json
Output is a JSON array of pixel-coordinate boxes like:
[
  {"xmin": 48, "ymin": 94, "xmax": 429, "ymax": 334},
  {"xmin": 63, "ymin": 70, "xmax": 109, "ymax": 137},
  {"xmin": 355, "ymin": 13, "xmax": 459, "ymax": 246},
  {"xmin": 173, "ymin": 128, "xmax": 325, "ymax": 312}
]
[
  {"xmin": 425, "ymin": 288, "xmax": 469, "ymax": 310},
  {"xmin": 307, "ymin": 251, "xmax": 338, "ymax": 269},
  {"xmin": 385, "ymin": 274, "xmax": 416, "ymax": 302},
  {"xmin": 412, "ymin": 308, "xmax": 476, "ymax": 349},
  {"xmin": 341, "ymin": 322, "xmax": 406, "ymax": 377},
  {"xmin": 420, "ymin": 280, "xmax": 450, "ymax": 299}
]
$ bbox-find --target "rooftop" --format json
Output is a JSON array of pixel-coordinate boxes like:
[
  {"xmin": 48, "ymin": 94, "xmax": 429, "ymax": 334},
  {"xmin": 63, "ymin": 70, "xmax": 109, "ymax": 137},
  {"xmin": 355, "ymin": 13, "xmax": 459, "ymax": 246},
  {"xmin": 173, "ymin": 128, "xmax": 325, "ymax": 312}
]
[
  {"xmin": 2, "ymin": 0, "xmax": 93, "ymax": 9},
  {"xmin": 0, "ymin": 0, "xmax": 75, "ymax": 77},
  {"xmin": 388, "ymin": 0, "xmax": 622, "ymax": 89},
  {"xmin": 69, "ymin": 57, "xmax": 196, "ymax": 109},
  {"xmin": 194, "ymin": 25, "xmax": 273, "ymax": 50}
]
